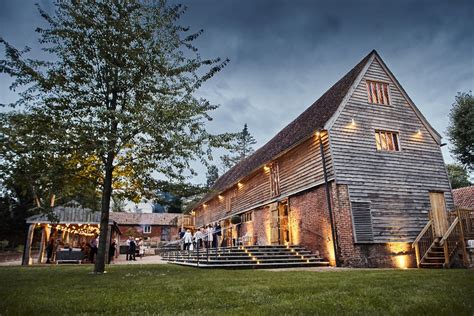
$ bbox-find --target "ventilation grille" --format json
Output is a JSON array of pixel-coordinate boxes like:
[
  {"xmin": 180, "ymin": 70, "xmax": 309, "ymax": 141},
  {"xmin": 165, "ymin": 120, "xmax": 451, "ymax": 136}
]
[{"xmin": 351, "ymin": 201, "xmax": 374, "ymax": 243}]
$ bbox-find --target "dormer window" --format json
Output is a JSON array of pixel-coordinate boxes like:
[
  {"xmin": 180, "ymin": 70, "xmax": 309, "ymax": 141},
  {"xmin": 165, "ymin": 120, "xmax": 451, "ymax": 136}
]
[{"xmin": 366, "ymin": 81, "xmax": 390, "ymax": 105}]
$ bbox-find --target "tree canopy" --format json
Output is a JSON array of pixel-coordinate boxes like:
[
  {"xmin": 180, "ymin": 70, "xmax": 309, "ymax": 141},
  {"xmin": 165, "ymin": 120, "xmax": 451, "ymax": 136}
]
[
  {"xmin": 447, "ymin": 91, "xmax": 474, "ymax": 171},
  {"xmin": 446, "ymin": 163, "xmax": 472, "ymax": 189},
  {"xmin": 220, "ymin": 123, "xmax": 257, "ymax": 172},
  {"xmin": 0, "ymin": 0, "xmax": 230, "ymax": 272}
]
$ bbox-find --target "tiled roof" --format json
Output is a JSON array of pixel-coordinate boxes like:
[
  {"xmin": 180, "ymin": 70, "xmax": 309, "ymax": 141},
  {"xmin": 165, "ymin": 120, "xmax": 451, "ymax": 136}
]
[
  {"xmin": 200, "ymin": 50, "xmax": 375, "ymax": 204},
  {"xmin": 109, "ymin": 212, "xmax": 179, "ymax": 226},
  {"xmin": 452, "ymin": 186, "xmax": 474, "ymax": 210}
]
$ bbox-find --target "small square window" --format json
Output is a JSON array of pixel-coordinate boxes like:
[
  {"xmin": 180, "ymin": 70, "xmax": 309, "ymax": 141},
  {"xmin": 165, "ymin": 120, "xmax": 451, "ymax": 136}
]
[
  {"xmin": 375, "ymin": 130, "xmax": 400, "ymax": 151},
  {"xmin": 366, "ymin": 81, "xmax": 390, "ymax": 105},
  {"xmin": 242, "ymin": 212, "xmax": 252, "ymax": 223},
  {"xmin": 143, "ymin": 225, "xmax": 151, "ymax": 234}
]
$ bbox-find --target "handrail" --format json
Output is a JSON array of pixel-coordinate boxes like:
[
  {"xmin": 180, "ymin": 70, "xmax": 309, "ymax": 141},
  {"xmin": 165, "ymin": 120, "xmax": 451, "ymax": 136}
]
[
  {"xmin": 412, "ymin": 220, "xmax": 432, "ymax": 248},
  {"xmin": 439, "ymin": 217, "xmax": 459, "ymax": 247}
]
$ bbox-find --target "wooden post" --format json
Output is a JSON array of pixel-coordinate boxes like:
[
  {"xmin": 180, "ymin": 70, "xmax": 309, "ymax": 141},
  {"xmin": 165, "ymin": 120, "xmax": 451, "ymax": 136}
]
[
  {"xmin": 414, "ymin": 243, "xmax": 421, "ymax": 268},
  {"xmin": 37, "ymin": 225, "xmax": 50, "ymax": 264},
  {"xmin": 22, "ymin": 224, "xmax": 35, "ymax": 266},
  {"xmin": 443, "ymin": 242, "xmax": 449, "ymax": 268}
]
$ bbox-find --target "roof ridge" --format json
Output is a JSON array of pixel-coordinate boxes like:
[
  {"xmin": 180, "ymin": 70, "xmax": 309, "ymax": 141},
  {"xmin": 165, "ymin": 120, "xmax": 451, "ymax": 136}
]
[{"xmin": 201, "ymin": 50, "xmax": 376, "ymax": 204}]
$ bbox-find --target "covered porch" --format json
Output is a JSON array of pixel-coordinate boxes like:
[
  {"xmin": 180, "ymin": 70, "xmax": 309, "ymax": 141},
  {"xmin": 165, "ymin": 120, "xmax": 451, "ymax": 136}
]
[{"xmin": 22, "ymin": 202, "xmax": 120, "ymax": 265}]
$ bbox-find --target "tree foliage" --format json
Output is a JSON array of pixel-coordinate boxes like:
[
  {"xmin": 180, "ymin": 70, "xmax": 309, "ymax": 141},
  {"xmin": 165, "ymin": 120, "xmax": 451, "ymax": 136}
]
[
  {"xmin": 206, "ymin": 165, "xmax": 219, "ymax": 188},
  {"xmin": 447, "ymin": 92, "xmax": 474, "ymax": 171},
  {"xmin": 220, "ymin": 123, "xmax": 257, "ymax": 172},
  {"xmin": 0, "ymin": 0, "xmax": 230, "ymax": 272},
  {"xmin": 446, "ymin": 163, "xmax": 472, "ymax": 189}
]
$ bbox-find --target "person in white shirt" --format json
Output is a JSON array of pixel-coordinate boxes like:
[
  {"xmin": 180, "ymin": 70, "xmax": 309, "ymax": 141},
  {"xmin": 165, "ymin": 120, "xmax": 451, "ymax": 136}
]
[{"xmin": 183, "ymin": 229, "xmax": 193, "ymax": 251}]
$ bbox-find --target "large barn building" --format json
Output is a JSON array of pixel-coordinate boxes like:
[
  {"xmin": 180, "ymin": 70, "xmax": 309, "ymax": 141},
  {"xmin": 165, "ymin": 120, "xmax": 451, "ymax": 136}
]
[{"xmin": 191, "ymin": 50, "xmax": 456, "ymax": 268}]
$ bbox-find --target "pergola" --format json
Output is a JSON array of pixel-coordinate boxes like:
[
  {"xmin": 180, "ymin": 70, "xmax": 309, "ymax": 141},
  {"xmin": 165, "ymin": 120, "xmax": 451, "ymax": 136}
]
[{"xmin": 22, "ymin": 201, "xmax": 120, "ymax": 265}]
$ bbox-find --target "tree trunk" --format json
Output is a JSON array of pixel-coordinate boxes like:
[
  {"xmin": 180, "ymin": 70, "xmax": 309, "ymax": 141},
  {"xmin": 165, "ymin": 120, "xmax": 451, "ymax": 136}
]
[{"xmin": 94, "ymin": 152, "xmax": 114, "ymax": 273}]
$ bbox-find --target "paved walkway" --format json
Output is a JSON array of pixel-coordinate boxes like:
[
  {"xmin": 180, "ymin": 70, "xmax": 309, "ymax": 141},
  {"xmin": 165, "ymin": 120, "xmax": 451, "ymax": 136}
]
[
  {"xmin": 113, "ymin": 255, "xmax": 167, "ymax": 265},
  {"xmin": 0, "ymin": 254, "xmax": 167, "ymax": 266}
]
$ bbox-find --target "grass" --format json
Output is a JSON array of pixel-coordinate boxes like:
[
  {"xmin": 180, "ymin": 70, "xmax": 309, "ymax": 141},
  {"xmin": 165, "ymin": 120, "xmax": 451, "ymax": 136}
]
[{"xmin": 0, "ymin": 264, "xmax": 473, "ymax": 315}]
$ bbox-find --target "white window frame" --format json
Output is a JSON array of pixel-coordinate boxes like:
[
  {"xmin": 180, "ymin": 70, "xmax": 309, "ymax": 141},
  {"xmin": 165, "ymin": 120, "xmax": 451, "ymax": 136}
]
[{"xmin": 143, "ymin": 225, "xmax": 151, "ymax": 234}]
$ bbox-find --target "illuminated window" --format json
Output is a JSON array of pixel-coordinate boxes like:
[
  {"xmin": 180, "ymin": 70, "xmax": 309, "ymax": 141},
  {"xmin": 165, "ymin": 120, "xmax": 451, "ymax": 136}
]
[
  {"xmin": 242, "ymin": 212, "xmax": 252, "ymax": 223},
  {"xmin": 144, "ymin": 225, "xmax": 151, "ymax": 234},
  {"xmin": 270, "ymin": 162, "xmax": 280, "ymax": 197},
  {"xmin": 375, "ymin": 130, "xmax": 400, "ymax": 151},
  {"xmin": 366, "ymin": 81, "xmax": 390, "ymax": 105}
]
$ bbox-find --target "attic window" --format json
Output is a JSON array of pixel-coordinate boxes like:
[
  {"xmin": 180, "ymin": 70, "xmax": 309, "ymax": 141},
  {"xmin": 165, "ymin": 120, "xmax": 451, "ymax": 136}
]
[
  {"xmin": 375, "ymin": 130, "xmax": 400, "ymax": 151},
  {"xmin": 366, "ymin": 81, "xmax": 390, "ymax": 105}
]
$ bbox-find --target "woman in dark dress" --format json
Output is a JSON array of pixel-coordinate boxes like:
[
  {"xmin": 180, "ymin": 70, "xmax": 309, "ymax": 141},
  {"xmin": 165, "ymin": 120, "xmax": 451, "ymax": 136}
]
[
  {"xmin": 108, "ymin": 239, "xmax": 117, "ymax": 264},
  {"xmin": 46, "ymin": 237, "xmax": 55, "ymax": 263}
]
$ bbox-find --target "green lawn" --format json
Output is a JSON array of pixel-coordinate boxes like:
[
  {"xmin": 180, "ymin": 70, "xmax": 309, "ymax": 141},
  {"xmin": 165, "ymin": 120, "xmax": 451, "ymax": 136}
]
[{"xmin": 0, "ymin": 265, "xmax": 473, "ymax": 315}]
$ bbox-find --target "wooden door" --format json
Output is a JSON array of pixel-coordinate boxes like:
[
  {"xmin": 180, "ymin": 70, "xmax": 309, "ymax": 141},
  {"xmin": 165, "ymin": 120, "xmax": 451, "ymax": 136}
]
[
  {"xmin": 279, "ymin": 203, "xmax": 289, "ymax": 245},
  {"xmin": 429, "ymin": 192, "xmax": 449, "ymax": 237},
  {"xmin": 271, "ymin": 209, "xmax": 280, "ymax": 244}
]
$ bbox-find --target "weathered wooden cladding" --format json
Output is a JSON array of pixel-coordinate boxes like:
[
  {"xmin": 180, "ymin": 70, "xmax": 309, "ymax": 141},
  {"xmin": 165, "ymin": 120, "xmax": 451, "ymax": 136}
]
[
  {"xmin": 195, "ymin": 134, "xmax": 333, "ymax": 227},
  {"xmin": 329, "ymin": 58, "xmax": 453, "ymax": 243}
]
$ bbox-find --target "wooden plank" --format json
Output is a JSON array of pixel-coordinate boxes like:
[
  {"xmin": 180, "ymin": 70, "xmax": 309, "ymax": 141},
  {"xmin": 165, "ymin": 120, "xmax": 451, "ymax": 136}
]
[{"xmin": 330, "ymin": 58, "xmax": 453, "ymax": 243}]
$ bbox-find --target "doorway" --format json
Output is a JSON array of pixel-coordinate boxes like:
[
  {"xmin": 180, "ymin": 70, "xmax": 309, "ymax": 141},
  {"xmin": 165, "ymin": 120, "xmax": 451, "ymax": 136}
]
[
  {"xmin": 270, "ymin": 200, "xmax": 290, "ymax": 245},
  {"xmin": 429, "ymin": 192, "xmax": 449, "ymax": 237}
]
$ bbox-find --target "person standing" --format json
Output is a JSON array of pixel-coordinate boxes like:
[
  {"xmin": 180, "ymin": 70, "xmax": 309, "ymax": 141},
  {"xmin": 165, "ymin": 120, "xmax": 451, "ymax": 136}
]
[
  {"xmin": 89, "ymin": 234, "xmax": 98, "ymax": 263},
  {"xmin": 126, "ymin": 236, "xmax": 132, "ymax": 260},
  {"xmin": 108, "ymin": 239, "xmax": 117, "ymax": 264},
  {"xmin": 216, "ymin": 222, "xmax": 222, "ymax": 248},
  {"xmin": 46, "ymin": 237, "xmax": 55, "ymax": 263},
  {"xmin": 129, "ymin": 238, "xmax": 136, "ymax": 261},
  {"xmin": 207, "ymin": 225, "xmax": 214, "ymax": 249},
  {"xmin": 137, "ymin": 238, "xmax": 144, "ymax": 259},
  {"xmin": 183, "ymin": 229, "xmax": 192, "ymax": 251}
]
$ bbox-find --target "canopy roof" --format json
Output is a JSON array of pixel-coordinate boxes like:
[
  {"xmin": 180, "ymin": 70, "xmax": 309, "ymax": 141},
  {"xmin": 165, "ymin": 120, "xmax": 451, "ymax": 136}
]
[{"xmin": 26, "ymin": 201, "xmax": 113, "ymax": 225}]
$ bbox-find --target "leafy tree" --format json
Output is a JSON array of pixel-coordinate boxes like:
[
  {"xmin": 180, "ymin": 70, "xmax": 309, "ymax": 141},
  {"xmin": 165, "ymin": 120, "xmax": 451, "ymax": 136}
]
[
  {"xmin": 0, "ymin": 1, "xmax": 230, "ymax": 272},
  {"xmin": 206, "ymin": 165, "xmax": 219, "ymax": 188},
  {"xmin": 220, "ymin": 123, "xmax": 257, "ymax": 172},
  {"xmin": 447, "ymin": 92, "xmax": 474, "ymax": 171},
  {"xmin": 153, "ymin": 180, "xmax": 206, "ymax": 213},
  {"xmin": 446, "ymin": 163, "xmax": 472, "ymax": 189}
]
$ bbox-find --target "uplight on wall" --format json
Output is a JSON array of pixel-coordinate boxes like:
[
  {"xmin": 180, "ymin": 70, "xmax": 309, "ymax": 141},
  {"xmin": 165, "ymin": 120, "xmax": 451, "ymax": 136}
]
[
  {"xmin": 263, "ymin": 165, "xmax": 270, "ymax": 172},
  {"xmin": 237, "ymin": 182, "xmax": 243, "ymax": 189},
  {"xmin": 351, "ymin": 118, "xmax": 356, "ymax": 126}
]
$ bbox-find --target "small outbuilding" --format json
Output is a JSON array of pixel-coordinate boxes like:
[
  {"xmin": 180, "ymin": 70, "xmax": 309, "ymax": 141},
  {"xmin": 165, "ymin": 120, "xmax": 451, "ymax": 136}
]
[{"xmin": 23, "ymin": 201, "xmax": 120, "ymax": 265}]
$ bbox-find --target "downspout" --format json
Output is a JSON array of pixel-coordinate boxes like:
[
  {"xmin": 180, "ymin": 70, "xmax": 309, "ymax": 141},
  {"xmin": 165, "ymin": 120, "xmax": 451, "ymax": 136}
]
[{"xmin": 318, "ymin": 130, "xmax": 340, "ymax": 267}]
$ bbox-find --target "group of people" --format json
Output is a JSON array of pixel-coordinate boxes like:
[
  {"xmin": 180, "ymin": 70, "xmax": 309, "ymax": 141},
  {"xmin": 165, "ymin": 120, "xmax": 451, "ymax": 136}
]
[
  {"xmin": 125, "ymin": 236, "xmax": 144, "ymax": 261},
  {"xmin": 45, "ymin": 234, "xmax": 100, "ymax": 264},
  {"xmin": 179, "ymin": 223, "xmax": 222, "ymax": 251}
]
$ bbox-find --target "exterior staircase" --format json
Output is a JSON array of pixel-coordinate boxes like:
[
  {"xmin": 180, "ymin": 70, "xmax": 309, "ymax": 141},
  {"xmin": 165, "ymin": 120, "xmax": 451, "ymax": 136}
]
[
  {"xmin": 161, "ymin": 245, "xmax": 329, "ymax": 269},
  {"xmin": 418, "ymin": 241, "xmax": 446, "ymax": 268},
  {"xmin": 413, "ymin": 209, "xmax": 473, "ymax": 268}
]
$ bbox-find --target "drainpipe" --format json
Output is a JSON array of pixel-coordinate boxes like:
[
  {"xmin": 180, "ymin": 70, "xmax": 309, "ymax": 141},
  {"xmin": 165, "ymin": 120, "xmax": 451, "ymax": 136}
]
[{"xmin": 318, "ymin": 130, "xmax": 340, "ymax": 267}]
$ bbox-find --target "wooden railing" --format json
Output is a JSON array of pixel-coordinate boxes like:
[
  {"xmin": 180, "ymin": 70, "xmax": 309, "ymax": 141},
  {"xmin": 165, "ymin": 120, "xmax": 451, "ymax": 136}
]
[
  {"xmin": 440, "ymin": 215, "xmax": 469, "ymax": 268},
  {"xmin": 457, "ymin": 209, "xmax": 474, "ymax": 239},
  {"xmin": 412, "ymin": 220, "xmax": 434, "ymax": 267}
]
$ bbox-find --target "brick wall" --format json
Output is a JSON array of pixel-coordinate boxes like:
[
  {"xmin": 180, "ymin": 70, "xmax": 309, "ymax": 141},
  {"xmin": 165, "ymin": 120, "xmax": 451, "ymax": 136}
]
[
  {"xmin": 331, "ymin": 183, "xmax": 416, "ymax": 268},
  {"xmin": 116, "ymin": 225, "xmax": 179, "ymax": 244},
  {"xmin": 289, "ymin": 185, "xmax": 336, "ymax": 265}
]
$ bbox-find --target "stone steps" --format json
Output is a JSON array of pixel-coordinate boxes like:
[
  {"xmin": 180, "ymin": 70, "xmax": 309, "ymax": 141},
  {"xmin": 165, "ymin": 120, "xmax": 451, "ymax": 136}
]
[{"xmin": 160, "ymin": 245, "xmax": 329, "ymax": 269}]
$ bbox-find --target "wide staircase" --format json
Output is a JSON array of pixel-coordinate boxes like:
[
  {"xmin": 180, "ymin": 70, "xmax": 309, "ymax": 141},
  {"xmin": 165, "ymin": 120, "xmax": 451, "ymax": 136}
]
[
  {"xmin": 161, "ymin": 245, "xmax": 330, "ymax": 269},
  {"xmin": 413, "ymin": 209, "xmax": 474, "ymax": 268}
]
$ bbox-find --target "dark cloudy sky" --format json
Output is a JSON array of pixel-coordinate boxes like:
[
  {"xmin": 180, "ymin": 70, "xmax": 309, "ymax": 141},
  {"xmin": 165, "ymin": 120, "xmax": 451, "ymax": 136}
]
[{"xmin": 1, "ymin": 0, "xmax": 473, "ymax": 184}]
